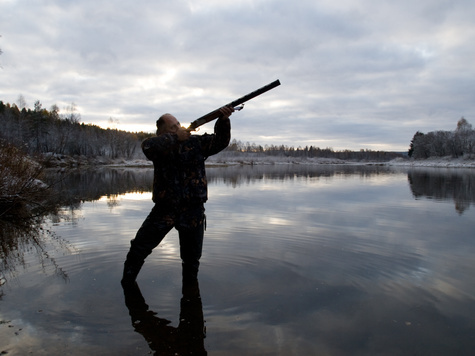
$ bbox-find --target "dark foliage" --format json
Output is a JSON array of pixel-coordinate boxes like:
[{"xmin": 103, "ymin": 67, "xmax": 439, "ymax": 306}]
[
  {"xmin": 408, "ymin": 117, "xmax": 475, "ymax": 159},
  {"xmin": 0, "ymin": 100, "xmax": 153, "ymax": 161}
]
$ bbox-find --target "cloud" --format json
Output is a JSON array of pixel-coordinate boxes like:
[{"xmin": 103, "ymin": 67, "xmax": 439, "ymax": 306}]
[{"xmin": 1, "ymin": 0, "xmax": 474, "ymax": 150}]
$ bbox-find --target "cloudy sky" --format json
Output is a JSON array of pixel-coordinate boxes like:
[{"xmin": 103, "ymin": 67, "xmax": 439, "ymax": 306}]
[{"xmin": 1, "ymin": 0, "xmax": 474, "ymax": 151}]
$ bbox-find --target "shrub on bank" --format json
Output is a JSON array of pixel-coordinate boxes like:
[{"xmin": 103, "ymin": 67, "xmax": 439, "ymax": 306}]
[{"xmin": 0, "ymin": 140, "xmax": 50, "ymax": 219}]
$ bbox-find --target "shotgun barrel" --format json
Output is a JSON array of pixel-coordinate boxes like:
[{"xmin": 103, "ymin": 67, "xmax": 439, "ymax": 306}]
[{"xmin": 187, "ymin": 79, "xmax": 281, "ymax": 131}]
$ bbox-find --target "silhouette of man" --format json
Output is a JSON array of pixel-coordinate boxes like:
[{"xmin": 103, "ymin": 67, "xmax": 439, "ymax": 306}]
[{"xmin": 122, "ymin": 107, "xmax": 232, "ymax": 285}]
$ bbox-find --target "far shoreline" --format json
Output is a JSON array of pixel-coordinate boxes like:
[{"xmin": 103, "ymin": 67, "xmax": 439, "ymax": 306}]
[{"xmin": 104, "ymin": 156, "xmax": 475, "ymax": 169}]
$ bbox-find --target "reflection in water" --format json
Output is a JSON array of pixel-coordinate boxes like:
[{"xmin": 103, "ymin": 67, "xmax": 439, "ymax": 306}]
[
  {"xmin": 0, "ymin": 212, "xmax": 74, "ymax": 286},
  {"xmin": 4, "ymin": 165, "xmax": 473, "ymax": 285},
  {"xmin": 122, "ymin": 280, "xmax": 207, "ymax": 355},
  {"xmin": 408, "ymin": 168, "xmax": 475, "ymax": 214},
  {"xmin": 1, "ymin": 167, "xmax": 155, "ymax": 287},
  {"xmin": 44, "ymin": 167, "xmax": 154, "ymax": 204},
  {"xmin": 46, "ymin": 165, "xmax": 400, "ymax": 201},
  {"xmin": 1, "ymin": 165, "xmax": 475, "ymax": 355},
  {"xmin": 41, "ymin": 166, "xmax": 475, "ymax": 206},
  {"xmin": 207, "ymin": 164, "xmax": 401, "ymax": 186}
]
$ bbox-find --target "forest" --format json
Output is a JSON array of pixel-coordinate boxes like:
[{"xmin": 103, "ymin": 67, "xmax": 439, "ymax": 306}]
[
  {"xmin": 1, "ymin": 99, "xmax": 474, "ymax": 163},
  {"xmin": 0, "ymin": 100, "xmax": 149, "ymax": 161},
  {"xmin": 0, "ymin": 99, "xmax": 403, "ymax": 164}
]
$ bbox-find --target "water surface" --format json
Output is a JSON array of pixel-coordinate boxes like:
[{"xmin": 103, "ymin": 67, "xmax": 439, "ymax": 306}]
[{"xmin": 1, "ymin": 165, "xmax": 475, "ymax": 355}]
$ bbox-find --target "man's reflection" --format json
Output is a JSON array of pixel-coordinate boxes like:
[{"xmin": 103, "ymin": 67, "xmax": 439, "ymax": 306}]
[{"xmin": 122, "ymin": 280, "xmax": 207, "ymax": 355}]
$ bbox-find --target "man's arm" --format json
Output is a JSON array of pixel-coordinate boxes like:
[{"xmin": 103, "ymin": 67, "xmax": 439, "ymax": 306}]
[
  {"xmin": 141, "ymin": 134, "xmax": 181, "ymax": 161},
  {"xmin": 200, "ymin": 107, "xmax": 232, "ymax": 157}
]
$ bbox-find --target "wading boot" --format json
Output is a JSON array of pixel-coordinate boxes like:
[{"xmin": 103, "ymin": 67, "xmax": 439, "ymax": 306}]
[
  {"xmin": 182, "ymin": 262, "xmax": 199, "ymax": 284},
  {"xmin": 121, "ymin": 262, "xmax": 142, "ymax": 287}
]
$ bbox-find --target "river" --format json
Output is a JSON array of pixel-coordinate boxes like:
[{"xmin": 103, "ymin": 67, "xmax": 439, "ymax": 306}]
[{"xmin": 1, "ymin": 165, "xmax": 474, "ymax": 355}]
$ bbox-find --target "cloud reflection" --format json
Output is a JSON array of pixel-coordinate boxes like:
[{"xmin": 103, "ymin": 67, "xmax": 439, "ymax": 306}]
[
  {"xmin": 2, "ymin": 165, "xmax": 475, "ymax": 354},
  {"xmin": 201, "ymin": 165, "xmax": 475, "ymax": 354}
]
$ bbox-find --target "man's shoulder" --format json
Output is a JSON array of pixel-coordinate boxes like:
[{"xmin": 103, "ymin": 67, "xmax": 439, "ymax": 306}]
[{"xmin": 187, "ymin": 134, "xmax": 210, "ymax": 145}]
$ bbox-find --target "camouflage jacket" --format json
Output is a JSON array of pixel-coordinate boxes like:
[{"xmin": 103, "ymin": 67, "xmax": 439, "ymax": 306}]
[{"xmin": 142, "ymin": 117, "xmax": 231, "ymax": 207}]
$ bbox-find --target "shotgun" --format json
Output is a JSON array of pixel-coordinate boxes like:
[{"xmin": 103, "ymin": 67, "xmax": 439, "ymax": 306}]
[{"xmin": 187, "ymin": 79, "xmax": 281, "ymax": 131}]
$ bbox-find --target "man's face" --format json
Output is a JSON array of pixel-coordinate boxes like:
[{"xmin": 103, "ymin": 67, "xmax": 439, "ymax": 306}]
[{"xmin": 161, "ymin": 114, "xmax": 181, "ymax": 134}]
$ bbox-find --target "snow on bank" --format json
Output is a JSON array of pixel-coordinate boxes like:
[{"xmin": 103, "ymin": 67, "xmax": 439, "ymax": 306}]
[
  {"xmin": 107, "ymin": 153, "xmax": 348, "ymax": 167},
  {"xmin": 107, "ymin": 154, "xmax": 475, "ymax": 169},
  {"xmin": 206, "ymin": 154, "xmax": 347, "ymax": 166},
  {"xmin": 387, "ymin": 156, "xmax": 475, "ymax": 168},
  {"xmin": 208, "ymin": 153, "xmax": 475, "ymax": 168}
]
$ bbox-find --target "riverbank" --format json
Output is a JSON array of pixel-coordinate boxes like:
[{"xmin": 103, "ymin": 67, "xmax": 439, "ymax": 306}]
[
  {"xmin": 38, "ymin": 152, "xmax": 475, "ymax": 169},
  {"xmin": 385, "ymin": 156, "xmax": 475, "ymax": 168},
  {"xmin": 106, "ymin": 155, "xmax": 475, "ymax": 169}
]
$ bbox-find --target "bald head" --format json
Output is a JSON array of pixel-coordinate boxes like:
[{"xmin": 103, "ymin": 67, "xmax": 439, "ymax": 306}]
[{"xmin": 156, "ymin": 113, "xmax": 181, "ymax": 135}]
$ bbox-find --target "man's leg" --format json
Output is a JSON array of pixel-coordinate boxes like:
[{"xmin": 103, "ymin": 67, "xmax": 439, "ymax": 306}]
[
  {"xmin": 122, "ymin": 205, "xmax": 174, "ymax": 285},
  {"xmin": 177, "ymin": 205, "xmax": 206, "ymax": 283}
]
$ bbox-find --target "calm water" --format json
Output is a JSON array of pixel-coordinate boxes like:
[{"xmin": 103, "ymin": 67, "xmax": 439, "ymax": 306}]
[{"xmin": 1, "ymin": 165, "xmax": 475, "ymax": 355}]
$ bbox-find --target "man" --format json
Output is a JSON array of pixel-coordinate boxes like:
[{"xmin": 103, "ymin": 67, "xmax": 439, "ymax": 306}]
[{"xmin": 121, "ymin": 106, "xmax": 233, "ymax": 285}]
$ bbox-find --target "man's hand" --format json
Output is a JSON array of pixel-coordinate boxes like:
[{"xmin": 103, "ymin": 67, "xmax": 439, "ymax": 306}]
[
  {"xmin": 219, "ymin": 106, "xmax": 234, "ymax": 118},
  {"xmin": 176, "ymin": 127, "xmax": 191, "ymax": 142}
]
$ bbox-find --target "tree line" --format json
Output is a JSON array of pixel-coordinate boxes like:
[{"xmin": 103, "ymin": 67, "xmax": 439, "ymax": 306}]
[
  {"xmin": 5, "ymin": 98, "xmax": 472, "ymax": 163},
  {"xmin": 408, "ymin": 117, "xmax": 475, "ymax": 159},
  {"xmin": 0, "ymin": 99, "xmax": 152, "ymax": 160},
  {"xmin": 1, "ymin": 98, "xmax": 405, "ymax": 163},
  {"xmin": 224, "ymin": 139, "xmax": 402, "ymax": 161}
]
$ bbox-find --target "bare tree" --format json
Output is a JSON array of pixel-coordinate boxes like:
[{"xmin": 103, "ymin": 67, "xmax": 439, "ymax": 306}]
[
  {"xmin": 17, "ymin": 95, "xmax": 27, "ymax": 110},
  {"xmin": 455, "ymin": 117, "xmax": 473, "ymax": 156}
]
